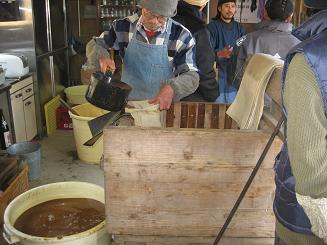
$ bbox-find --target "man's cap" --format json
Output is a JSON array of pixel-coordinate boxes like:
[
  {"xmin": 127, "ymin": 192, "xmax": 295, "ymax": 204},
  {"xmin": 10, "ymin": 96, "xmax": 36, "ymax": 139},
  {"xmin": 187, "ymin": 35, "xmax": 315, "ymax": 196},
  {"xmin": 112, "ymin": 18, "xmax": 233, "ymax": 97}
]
[
  {"xmin": 217, "ymin": 0, "xmax": 236, "ymax": 6},
  {"xmin": 265, "ymin": 0, "xmax": 294, "ymax": 21},
  {"xmin": 304, "ymin": 0, "xmax": 327, "ymax": 9},
  {"xmin": 183, "ymin": 0, "xmax": 209, "ymax": 7},
  {"xmin": 140, "ymin": 0, "xmax": 178, "ymax": 17}
]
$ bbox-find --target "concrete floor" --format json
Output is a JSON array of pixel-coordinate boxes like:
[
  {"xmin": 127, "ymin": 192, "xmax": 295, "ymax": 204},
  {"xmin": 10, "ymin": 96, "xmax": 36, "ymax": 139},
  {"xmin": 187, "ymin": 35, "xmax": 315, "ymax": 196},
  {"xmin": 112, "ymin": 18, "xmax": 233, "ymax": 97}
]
[
  {"xmin": 30, "ymin": 129, "xmax": 104, "ymax": 188},
  {"xmin": 0, "ymin": 129, "xmax": 105, "ymax": 245}
]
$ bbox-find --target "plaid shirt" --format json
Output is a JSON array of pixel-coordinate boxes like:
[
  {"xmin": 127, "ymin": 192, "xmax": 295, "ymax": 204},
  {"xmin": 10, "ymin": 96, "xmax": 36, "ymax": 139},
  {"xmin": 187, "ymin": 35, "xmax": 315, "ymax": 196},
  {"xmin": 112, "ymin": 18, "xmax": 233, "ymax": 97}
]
[{"xmin": 103, "ymin": 13, "xmax": 198, "ymax": 75}]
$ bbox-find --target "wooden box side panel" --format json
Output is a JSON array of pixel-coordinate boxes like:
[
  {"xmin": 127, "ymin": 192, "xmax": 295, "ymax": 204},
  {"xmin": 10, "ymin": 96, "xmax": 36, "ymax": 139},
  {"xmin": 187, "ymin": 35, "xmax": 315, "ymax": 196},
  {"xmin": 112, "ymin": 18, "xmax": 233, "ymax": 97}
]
[{"xmin": 104, "ymin": 128, "xmax": 282, "ymax": 238}]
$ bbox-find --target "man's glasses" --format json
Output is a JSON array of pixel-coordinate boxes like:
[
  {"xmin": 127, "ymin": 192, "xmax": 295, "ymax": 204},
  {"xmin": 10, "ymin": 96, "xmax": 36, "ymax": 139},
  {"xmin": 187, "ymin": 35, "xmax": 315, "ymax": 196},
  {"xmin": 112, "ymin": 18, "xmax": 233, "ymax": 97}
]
[{"xmin": 142, "ymin": 8, "xmax": 167, "ymax": 22}]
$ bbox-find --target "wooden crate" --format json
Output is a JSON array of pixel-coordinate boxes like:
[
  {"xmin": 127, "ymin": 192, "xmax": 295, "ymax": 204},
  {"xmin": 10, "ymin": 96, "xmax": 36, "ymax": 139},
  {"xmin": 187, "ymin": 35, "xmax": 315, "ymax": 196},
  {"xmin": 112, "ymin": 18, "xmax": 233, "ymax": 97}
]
[
  {"xmin": 104, "ymin": 125, "xmax": 281, "ymax": 244},
  {"xmin": 0, "ymin": 164, "xmax": 29, "ymax": 224},
  {"xmin": 103, "ymin": 63, "xmax": 284, "ymax": 244}
]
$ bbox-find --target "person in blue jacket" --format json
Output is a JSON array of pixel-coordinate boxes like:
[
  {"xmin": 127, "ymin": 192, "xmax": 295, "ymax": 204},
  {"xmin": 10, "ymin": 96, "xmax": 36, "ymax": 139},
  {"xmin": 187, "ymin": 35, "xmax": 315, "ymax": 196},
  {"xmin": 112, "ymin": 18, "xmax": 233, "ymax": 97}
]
[
  {"xmin": 273, "ymin": 1, "xmax": 327, "ymax": 244},
  {"xmin": 207, "ymin": 0, "xmax": 245, "ymax": 104}
]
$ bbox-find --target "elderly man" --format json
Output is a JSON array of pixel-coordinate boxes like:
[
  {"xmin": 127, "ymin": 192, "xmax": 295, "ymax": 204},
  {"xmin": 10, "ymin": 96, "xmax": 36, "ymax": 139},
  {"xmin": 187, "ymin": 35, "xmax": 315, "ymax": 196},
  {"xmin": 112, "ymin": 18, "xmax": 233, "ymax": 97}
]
[{"xmin": 86, "ymin": 0, "xmax": 199, "ymax": 110}]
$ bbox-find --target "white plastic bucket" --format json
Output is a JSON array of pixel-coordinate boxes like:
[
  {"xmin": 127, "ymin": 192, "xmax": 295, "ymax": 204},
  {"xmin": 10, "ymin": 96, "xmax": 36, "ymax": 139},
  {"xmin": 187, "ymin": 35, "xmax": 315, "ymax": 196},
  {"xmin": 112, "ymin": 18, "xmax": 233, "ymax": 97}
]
[
  {"xmin": 3, "ymin": 182, "xmax": 110, "ymax": 245},
  {"xmin": 68, "ymin": 103, "xmax": 107, "ymax": 164}
]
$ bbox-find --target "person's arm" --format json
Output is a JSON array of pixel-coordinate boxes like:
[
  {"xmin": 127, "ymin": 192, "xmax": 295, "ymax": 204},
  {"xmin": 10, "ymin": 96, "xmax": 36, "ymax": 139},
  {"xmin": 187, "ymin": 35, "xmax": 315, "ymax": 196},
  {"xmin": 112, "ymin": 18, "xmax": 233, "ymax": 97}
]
[
  {"xmin": 234, "ymin": 39, "xmax": 249, "ymax": 86},
  {"xmin": 284, "ymin": 53, "xmax": 327, "ymax": 198},
  {"xmin": 167, "ymin": 31, "xmax": 200, "ymax": 102},
  {"xmin": 86, "ymin": 25, "xmax": 118, "ymax": 72},
  {"xmin": 193, "ymin": 28, "xmax": 218, "ymax": 101},
  {"xmin": 150, "ymin": 28, "xmax": 200, "ymax": 110}
]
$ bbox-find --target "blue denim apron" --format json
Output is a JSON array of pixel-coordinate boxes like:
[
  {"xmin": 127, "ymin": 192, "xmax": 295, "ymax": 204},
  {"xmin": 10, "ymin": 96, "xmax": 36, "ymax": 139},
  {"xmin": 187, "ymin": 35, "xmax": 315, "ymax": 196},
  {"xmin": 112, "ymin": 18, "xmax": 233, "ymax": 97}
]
[{"xmin": 121, "ymin": 19, "xmax": 174, "ymax": 100}]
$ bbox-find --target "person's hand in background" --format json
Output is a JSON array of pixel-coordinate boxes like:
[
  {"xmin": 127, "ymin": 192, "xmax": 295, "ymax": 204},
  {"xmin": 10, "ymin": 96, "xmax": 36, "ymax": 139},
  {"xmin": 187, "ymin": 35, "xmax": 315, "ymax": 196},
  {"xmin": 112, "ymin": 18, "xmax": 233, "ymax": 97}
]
[
  {"xmin": 217, "ymin": 45, "xmax": 233, "ymax": 59},
  {"xmin": 149, "ymin": 84, "xmax": 174, "ymax": 110},
  {"xmin": 99, "ymin": 56, "xmax": 116, "ymax": 74}
]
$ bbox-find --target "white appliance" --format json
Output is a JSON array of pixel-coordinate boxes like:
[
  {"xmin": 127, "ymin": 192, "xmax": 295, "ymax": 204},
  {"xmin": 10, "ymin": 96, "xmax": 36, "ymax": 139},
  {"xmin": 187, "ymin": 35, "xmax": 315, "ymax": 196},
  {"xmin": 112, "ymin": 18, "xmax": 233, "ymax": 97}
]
[{"xmin": 0, "ymin": 54, "xmax": 29, "ymax": 78}]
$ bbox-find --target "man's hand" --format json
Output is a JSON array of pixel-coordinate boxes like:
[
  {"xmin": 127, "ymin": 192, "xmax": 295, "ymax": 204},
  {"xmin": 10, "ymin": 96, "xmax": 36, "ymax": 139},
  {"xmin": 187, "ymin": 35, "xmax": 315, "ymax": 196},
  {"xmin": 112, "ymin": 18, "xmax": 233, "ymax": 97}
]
[
  {"xmin": 99, "ymin": 57, "xmax": 116, "ymax": 74},
  {"xmin": 148, "ymin": 84, "xmax": 174, "ymax": 110},
  {"xmin": 217, "ymin": 45, "xmax": 233, "ymax": 59}
]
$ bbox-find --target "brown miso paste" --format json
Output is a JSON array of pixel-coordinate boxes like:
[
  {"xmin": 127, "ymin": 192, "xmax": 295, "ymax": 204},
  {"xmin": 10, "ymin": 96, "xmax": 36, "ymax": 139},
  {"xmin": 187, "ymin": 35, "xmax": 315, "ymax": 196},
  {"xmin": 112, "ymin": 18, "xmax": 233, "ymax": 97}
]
[{"xmin": 14, "ymin": 198, "xmax": 105, "ymax": 238}]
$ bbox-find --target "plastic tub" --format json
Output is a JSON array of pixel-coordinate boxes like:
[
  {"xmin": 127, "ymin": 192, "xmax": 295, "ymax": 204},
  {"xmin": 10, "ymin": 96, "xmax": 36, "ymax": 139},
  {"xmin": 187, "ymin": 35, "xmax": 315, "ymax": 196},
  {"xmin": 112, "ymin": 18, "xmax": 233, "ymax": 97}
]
[
  {"xmin": 3, "ymin": 181, "xmax": 110, "ymax": 245},
  {"xmin": 64, "ymin": 85, "xmax": 88, "ymax": 105},
  {"xmin": 68, "ymin": 103, "xmax": 107, "ymax": 164},
  {"xmin": 7, "ymin": 142, "xmax": 41, "ymax": 181}
]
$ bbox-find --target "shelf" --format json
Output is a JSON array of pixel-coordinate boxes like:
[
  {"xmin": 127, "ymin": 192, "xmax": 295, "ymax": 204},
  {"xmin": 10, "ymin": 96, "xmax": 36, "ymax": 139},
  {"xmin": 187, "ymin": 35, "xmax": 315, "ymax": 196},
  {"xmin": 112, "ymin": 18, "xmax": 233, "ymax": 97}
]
[
  {"xmin": 100, "ymin": 16, "xmax": 120, "ymax": 19},
  {"xmin": 100, "ymin": 5, "xmax": 133, "ymax": 7}
]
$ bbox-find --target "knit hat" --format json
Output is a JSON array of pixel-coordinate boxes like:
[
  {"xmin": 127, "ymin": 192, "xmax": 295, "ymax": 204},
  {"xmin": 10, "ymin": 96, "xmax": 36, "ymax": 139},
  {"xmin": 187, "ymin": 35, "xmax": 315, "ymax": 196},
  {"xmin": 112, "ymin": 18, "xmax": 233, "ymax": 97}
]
[
  {"xmin": 304, "ymin": 0, "xmax": 327, "ymax": 9},
  {"xmin": 265, "ymin": 0, "xmax": 293, "ymax": 21},
  {"xmin": 140, "ymin": 0, "xmax": 178, "ymax": 17},
  {"xmin": 217, "ymin": 0, "xmax": 236, "ymax": 6},
  {"xmin": 183, "ymin": 0, "xmax": 209, "ymax": 7}
]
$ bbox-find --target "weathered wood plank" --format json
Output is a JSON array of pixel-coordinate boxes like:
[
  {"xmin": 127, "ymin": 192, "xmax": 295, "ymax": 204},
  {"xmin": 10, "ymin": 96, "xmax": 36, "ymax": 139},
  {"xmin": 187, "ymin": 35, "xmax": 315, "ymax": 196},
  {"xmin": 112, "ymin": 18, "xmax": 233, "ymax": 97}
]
[
  {"xmin": 106, "ymin": 179, "xmax": 275, "ymax": 209},
  {"xmin": 211, "ymin": 104, "xmax": 219, "ymax": 129},
  {"xmin": 104, "ymin": 128, "xmax": 282, "ymax": 169},
  {"xmin": 180, "ymin": 104, "xmax": 188, "ymax": 128},
  {"xmin": 106, "ymin": 208, "xmax": 275, "ymax": 237},
  {"xmin": 166, "ymin": 103, "xmax": 174, "ymax": 127},
  {"xmin": 114, "ymin": 235, "xmax": 275, "ymax": 245},
  {"xmin": 173, "ymin": 103, "xmax": 181, "ymax": 128},
  {"xmin": 187, "ymin": 104, "xmax": 197, "ymax": 128},
  {"xmin": 103, "ymin": 127, "xmax": 281, "ymax": 238},
  {"xmin": 196, "ymin": 103, "xmax": 205, "ymax": 128},
  {"xmin": 217, "ymin": 104, "xmax": 225, "ymax": 129},
  {"xmin": 204, "ymin": 104, "xmax": 212, "ymax": 128}
]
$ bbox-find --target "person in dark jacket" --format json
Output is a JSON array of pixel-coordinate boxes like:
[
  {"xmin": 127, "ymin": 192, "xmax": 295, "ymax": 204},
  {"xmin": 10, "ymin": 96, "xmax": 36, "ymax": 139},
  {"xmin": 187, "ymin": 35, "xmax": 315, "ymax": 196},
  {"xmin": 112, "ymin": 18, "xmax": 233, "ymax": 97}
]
[
  {"xmin": 234, "ymin": 0, "xmax": 300, "ymax": 87},
  {"xmin": 173, "ymin": 0, "xmax": 218, "ymax": 102},
  {"xmin": 273, "ymin": 1, "xmax": 327, "ymax": 244},
  {"xmin": 207, "ymin": 0, "xmax": 245, "ymax": 104}
]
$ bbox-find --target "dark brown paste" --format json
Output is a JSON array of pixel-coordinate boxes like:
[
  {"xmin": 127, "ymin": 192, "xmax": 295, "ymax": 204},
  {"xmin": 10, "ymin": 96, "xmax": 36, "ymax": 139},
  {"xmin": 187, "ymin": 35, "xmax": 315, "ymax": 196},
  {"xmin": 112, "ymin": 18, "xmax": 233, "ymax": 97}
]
[{"xmin": 14, "ymin": 198, "xmax": 105, "ymax": 238}]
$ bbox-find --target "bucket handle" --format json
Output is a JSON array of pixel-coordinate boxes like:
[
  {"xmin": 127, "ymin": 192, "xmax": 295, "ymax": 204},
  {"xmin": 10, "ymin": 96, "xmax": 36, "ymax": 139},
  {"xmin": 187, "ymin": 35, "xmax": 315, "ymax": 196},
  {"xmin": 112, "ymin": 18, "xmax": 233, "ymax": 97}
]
[{"xmin": 3, "ymin": 224, "xmax": 20, "ymax": 244}]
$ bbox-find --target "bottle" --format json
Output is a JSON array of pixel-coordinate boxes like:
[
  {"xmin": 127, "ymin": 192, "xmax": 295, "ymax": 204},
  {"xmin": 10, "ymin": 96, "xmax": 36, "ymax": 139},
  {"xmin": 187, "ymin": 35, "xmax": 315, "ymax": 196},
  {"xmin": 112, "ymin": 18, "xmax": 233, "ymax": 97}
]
[{"xmin": 0, "ymin": 109, "xmax": 11, "ymax": 150}]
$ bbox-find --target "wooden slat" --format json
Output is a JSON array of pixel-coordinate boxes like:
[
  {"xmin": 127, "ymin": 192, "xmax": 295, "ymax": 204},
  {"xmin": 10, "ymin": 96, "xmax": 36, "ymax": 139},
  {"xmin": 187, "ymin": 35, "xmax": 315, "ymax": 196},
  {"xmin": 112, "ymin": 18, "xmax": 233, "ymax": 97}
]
[
  {"xmin": 173, "ymin": 103, "xmax": 181, "ymax": 128},
  {"xmin": 166, "ymin": 103, "xmax": 174, "ymax": 127},
  {"xmin": 104, "ymin": 128, "xmax": 281, "ymax": 169},
  {"xmin": 180, "ymin": 103, "xmax": 188, "ymax": 128},
  {"xmin": 196, "ymin": 103, "xmax": 205, "ymax": 128},
  {"xmin": 187, "ymin": 104, "xmax": 197, "ymax": 128},
  {"xmin": 107, "ymin": 208, "xmax": 275, "ymax": 237},
  {"xmin": 114, "ymin": 236, "xmax": 275, "ymax": 245},
  {"xmin": 204, "ymin": 104, "xmax": 212, "ymax": 128},
  {"xmin": 210, "ymin": 104, "xmax": 219, "ymax": 129},
  {"xmin": 218, "ymin": 104, "xmax": 227, "ymax": 129},
  {"xmin": 224, "ymin": 105, "xmax": 233, "ymax": 129},
  {"xmin": 106, "ymin": 178, "xmax": 275, "ymax": 209}
]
